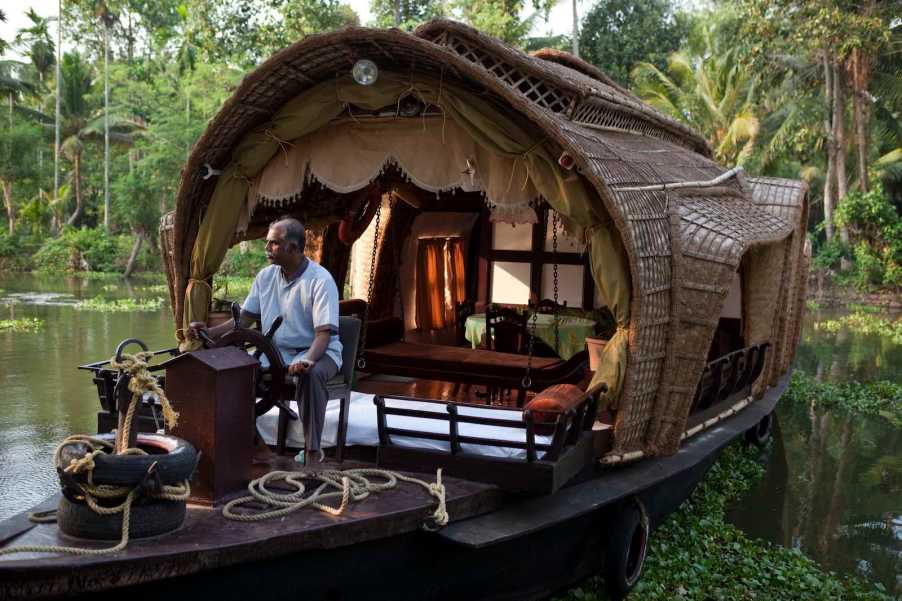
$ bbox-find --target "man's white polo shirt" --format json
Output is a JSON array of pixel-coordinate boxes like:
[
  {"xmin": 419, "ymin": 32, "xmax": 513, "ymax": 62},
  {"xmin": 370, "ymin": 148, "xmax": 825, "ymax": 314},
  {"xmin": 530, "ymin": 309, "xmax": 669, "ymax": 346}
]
[{"xmin": 242, "ymin": 261, "xmax": 343, "ymax": 369}]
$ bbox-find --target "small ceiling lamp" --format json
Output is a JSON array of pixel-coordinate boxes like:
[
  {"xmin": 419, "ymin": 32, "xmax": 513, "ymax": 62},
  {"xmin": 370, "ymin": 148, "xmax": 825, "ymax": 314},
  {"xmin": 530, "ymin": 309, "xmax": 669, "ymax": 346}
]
[
  {"xmin": 398, "ymin": 93, "xmax": 425, "ymax": 117},
  {"xmin": 352, "ymin": 59, "xmax": 378, "ymax": 86}
]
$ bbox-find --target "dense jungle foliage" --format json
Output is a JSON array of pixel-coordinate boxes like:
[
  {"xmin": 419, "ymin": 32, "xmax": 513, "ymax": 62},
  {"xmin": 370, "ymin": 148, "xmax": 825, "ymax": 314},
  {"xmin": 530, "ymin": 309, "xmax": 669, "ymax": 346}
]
[{"xmin": 0, "ymin": 0, "xmax": 900, "ymax": 292}]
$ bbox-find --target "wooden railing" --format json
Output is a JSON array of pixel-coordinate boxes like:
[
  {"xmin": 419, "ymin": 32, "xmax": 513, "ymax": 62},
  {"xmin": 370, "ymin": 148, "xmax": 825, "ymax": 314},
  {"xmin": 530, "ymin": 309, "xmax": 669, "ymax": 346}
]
[{"xmin": 689, "ymin": 342, "xmax": 769, "ymax": 415}]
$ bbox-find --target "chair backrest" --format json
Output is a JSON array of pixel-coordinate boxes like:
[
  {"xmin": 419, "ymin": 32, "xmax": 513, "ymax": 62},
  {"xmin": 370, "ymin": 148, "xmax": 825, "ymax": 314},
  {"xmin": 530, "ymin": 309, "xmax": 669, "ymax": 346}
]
[
  {"xmin": 339, "ymin": 298, "xmax": 367, "ymax": 318},
  {"xmin": 530, "ymin": 298, "xmax": 567, "ymax": 314},
  {"xmin": 486, "ymin": 307, "xmax": 526, "ymax": 353},
  {"xmin": 338, "ymin": 316, "xmax": 362, "ymax": 384},
  {"xmin": 454, "ymin": 300, "xmax": 475, "ymax": 346}
]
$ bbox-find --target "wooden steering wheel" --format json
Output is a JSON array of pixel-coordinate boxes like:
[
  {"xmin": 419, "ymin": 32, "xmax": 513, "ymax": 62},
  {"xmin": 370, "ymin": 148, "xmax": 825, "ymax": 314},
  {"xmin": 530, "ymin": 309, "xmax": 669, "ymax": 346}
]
[{"xmin": 207, "ymin": 303, "xmax": 290, "ymax": 418}]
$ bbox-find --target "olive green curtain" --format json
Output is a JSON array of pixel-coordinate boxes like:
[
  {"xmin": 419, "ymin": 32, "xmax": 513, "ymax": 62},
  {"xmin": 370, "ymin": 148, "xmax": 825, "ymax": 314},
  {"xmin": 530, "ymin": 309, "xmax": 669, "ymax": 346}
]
[{"xmin": 183, "ymin": 70, "xmax": 631, "ymax": 406}]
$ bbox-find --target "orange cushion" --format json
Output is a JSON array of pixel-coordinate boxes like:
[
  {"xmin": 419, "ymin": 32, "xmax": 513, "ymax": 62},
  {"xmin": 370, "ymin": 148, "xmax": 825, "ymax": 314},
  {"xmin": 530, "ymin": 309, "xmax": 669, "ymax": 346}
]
[{"xmin": 524, "ymin": 384, "xmax": 588, "ymax": 427}]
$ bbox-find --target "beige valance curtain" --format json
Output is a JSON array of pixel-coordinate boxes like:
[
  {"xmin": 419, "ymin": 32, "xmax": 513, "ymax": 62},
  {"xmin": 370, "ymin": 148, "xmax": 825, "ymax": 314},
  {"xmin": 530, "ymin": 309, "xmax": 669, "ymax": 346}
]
[
  {"xmin": 183, "ymin": 70, "xmax": 631, "ymax": 407},
  {"xmin": 244, "ymin": 118, "xmax": 539, "ymax": 230}
]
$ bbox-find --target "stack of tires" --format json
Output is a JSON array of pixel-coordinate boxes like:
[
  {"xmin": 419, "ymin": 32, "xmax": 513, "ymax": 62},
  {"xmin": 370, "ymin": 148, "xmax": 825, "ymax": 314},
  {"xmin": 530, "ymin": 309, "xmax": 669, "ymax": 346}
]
[{"xmin": 57, "ymin": 433, "xmax": 197, "ymax": 540}]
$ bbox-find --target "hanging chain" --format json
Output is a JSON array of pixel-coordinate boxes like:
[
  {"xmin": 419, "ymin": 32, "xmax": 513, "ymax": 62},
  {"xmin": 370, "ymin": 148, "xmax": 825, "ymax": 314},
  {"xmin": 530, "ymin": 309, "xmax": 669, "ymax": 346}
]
[
  {"xmin": 552, "ymin": 210, "xmax": 560, "ymax": 354},
  {"xmin": 357, "ymin": 198, "xmax": 382, "ymax": 370},
  {"xmin": 522, "ymin": 307, "xmax": 538, "ymax": 390}
]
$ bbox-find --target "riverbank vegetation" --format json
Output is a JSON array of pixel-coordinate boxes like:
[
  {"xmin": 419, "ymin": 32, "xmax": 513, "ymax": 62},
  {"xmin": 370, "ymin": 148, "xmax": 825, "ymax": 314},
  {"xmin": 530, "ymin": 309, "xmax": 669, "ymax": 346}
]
[
  {"xmin": 558, "ymin": 439, "xmax": 895, "ymax": 601},
  {"xmin": 814, "ymin": 311, "xmax": 902, "ymax": 345},
  {"xmin": 1, "ymin": 1, "xmax": 899, "ymax": 295}
]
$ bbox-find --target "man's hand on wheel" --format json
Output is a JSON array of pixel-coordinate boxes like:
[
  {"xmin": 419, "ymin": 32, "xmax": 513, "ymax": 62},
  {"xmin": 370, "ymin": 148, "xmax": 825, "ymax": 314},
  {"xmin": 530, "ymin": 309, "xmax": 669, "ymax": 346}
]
[{"xmin": 187, "ymin": 321, "xmax": 214, "ymax": 344}]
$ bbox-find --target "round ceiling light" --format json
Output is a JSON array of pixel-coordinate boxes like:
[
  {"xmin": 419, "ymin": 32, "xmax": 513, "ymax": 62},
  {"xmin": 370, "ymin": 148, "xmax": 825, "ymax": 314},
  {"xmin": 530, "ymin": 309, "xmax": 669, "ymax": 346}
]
[{"xmin": 352, "ymin": 60, "xmax": 378, "ymax": 86}]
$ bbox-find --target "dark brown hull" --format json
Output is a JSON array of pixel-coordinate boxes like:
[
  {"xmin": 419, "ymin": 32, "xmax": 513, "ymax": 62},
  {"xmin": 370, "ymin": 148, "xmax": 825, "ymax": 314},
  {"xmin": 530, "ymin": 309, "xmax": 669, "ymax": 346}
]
[{"xmin": 0, "ymin": 373, "xmax": 789, "ymax": 601}]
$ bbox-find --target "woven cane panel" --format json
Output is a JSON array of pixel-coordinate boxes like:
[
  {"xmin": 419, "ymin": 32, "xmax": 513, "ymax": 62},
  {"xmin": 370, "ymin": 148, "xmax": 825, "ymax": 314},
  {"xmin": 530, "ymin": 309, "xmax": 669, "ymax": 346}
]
[
  {"xmin": 439, "ymin": 34, "xmax": 573, "ymax": 114},
  {"xmin": 769, "ymin": 237, "xmax": 796, "ymax": 384},
  {"xmin": 571, "ymin": 101, "xmax": 690, "ymax": 149},
  {"xmin": 679, "ymin": 196, "xmax": 793, "ymax": 264},
  {"xmin": 651, "ymin": 256, "xmax": 738, "ymax": 452},
  {"xmin": 747, "ymin": 176, "xmax": 806, "ymax": 222},
  {"xmin": 747, "ymin": 177, "xmax": 809, "ymax": 379}
]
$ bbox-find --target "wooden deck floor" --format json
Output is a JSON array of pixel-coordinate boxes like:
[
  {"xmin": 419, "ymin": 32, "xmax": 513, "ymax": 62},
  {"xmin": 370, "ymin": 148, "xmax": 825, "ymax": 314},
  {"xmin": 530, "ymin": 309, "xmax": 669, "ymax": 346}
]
[{"xmin": 0, "ymin": 452, "xmax": 503, "ymax": 599}]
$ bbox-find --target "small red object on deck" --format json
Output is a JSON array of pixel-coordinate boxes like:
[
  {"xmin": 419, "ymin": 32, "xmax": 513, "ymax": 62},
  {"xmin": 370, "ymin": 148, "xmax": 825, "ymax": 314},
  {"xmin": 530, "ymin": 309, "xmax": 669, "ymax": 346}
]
[{"xmin": 164, "ymin": 347, "xmax": 259, "ymax": 506}]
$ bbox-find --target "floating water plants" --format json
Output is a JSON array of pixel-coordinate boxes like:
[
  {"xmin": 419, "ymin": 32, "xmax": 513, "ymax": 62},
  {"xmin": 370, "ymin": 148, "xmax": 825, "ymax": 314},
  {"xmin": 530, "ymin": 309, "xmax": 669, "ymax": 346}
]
[
  {"xmin": 0, "ymin": 318, "xmax": 45, "ymax": 332},
  {"xmin": 75, "ymin": 296, "xmax": 166, "ymax": 312}
]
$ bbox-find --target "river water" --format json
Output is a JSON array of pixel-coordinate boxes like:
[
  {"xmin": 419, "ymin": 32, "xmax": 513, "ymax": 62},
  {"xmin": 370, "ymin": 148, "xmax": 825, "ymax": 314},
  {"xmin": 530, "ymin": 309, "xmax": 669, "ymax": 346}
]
[{"xmin": 1, "ymin": 274, "xmax": 899, "ymax": 591}]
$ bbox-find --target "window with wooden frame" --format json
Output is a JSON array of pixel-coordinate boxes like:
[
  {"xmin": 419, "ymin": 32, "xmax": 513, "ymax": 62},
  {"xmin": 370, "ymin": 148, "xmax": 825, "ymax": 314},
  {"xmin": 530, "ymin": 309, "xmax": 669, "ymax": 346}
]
[{"xmin": 479, "ymin": 207, "xmax": 595, "ymax": 309}]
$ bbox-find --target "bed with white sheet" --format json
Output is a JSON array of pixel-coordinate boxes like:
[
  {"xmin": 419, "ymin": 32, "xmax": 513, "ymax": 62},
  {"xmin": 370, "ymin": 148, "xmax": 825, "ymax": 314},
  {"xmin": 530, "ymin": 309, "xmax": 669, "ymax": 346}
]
[{"xmin": 257, "ymin": 392, "xmax": 553, "ymax": 460}]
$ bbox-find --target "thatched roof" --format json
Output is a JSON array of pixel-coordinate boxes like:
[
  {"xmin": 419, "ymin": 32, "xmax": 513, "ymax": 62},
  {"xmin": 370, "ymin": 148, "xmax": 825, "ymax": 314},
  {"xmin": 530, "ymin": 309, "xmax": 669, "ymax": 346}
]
[{"xmin": 168, "ymin": 20, "xmax": 807, "ymax": 456}]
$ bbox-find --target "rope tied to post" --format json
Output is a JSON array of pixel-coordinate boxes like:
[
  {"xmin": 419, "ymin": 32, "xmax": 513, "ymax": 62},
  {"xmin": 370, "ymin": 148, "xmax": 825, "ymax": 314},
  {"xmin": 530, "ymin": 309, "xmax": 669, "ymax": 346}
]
[{"xmin": 0, "ymin": 354, "xmax": 190, "ymax": 558}]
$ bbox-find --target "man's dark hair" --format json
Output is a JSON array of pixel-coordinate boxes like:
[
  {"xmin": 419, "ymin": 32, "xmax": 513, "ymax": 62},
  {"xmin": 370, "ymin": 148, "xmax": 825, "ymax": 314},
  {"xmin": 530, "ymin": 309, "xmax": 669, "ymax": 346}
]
[{"xmin": 271, "ymin": 217, "xmax": 306, "ymax": 251}]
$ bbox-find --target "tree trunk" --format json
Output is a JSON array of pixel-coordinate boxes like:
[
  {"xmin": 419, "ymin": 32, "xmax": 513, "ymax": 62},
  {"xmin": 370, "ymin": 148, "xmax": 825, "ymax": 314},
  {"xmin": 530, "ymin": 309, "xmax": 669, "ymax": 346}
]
[
  {"xmin": 54, "ymin": 0, "xmax": 62, "ymax": 217},
  {"xmin": 124, "ymin": 230, "xmax": 144, "ymax": 277},
  {"xmin": 1, "ymin": 179, "xmax": 15, "ymax": 236},
  {"xmin": 822, "ymin": 52, "xmax": 835, "ymax": 243},
  {"xmin": 103, "ymin": 21, "xmax": 110, "ymax": 231},
  {"xmin": 851, "ymin": 49, "xmax": 870, "ymax": 193},
  {"xmin": 67, "ymin": 152, "xmax": 83, "ymax": 226},
  {"xmin": 832, "ymin": 62, "xmax": 850, "ymax": 248},
  {"xmin": 393, "ymin": 0, "xmax": 400, "ymax": 26}
]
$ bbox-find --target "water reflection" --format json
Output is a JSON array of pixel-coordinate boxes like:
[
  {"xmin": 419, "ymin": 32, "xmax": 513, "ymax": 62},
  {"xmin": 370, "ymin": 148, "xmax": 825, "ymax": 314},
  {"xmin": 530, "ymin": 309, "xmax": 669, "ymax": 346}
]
[{"xmin": 729, "ymin": 307, "xmax": 902, "ymax": 595}]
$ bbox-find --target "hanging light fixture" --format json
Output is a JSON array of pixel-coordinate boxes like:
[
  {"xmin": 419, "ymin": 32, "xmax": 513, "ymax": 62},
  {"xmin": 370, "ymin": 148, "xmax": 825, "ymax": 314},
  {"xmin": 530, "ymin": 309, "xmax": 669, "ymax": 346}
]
[
  {"xmin": 352, "ymin": 60, "xmax": 379, "ymax": 86},
  {"xmin": 397, "ymin": 93, "xmax": 425, "ymax": 117}
]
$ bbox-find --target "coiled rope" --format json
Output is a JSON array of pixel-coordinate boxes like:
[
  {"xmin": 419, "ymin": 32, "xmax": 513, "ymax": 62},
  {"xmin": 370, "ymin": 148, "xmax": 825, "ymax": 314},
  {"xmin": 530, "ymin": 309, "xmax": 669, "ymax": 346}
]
[
  {"xmin": 223, "ymin": 468, "xmax": 448, "ymax": 531},
  {"xmin": 0, "ymin": 353, "xmax": 188, "ymax": 557}
]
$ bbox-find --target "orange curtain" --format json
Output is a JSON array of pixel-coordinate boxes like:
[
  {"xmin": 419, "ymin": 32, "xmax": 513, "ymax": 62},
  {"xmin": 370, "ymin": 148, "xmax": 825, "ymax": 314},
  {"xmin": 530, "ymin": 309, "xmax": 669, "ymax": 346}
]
[
  {"xmin": 446, "ymin": 238, "xmax": 466, "ymax": 316},
  {"xmin": 416, "ymin": 239, "xmax": 447, "ymax": 330}
]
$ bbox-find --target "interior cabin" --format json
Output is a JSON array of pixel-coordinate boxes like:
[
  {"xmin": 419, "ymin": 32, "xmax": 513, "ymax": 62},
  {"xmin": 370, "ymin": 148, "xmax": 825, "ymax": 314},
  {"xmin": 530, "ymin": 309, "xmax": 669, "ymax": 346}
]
[{"xmin": 158, "ymin": 20, "xmax": 809, "ymax": 474}]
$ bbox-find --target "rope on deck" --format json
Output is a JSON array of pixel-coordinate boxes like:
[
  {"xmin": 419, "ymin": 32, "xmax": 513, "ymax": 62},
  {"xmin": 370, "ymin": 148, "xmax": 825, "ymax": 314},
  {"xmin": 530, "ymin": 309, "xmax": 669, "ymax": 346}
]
[{"xmin": 222, "ymin": 468, "xmax": 448, "ymax": 531}]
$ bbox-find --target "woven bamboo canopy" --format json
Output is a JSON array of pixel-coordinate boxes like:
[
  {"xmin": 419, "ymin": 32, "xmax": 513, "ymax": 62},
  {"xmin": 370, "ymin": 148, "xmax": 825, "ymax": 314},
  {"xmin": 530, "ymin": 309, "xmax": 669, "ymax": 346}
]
[{"xmin": 162, "ymin": 20, "xmax": 809, "ymax": 457}]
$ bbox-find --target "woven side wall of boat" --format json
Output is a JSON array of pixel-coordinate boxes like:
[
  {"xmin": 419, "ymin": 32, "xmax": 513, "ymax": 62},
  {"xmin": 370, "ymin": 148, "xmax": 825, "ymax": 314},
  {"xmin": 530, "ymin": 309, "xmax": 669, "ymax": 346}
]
[{"xmin": 166, "ymin": 20, "xmax": 809, "ymax": 457}]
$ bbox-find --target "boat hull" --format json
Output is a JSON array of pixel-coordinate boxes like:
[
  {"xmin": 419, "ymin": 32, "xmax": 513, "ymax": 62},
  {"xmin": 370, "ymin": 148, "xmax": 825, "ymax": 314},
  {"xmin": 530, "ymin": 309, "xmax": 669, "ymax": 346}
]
[{"xmin": 0, "ymin": 373, "xmax": 789, "ymax": 601}]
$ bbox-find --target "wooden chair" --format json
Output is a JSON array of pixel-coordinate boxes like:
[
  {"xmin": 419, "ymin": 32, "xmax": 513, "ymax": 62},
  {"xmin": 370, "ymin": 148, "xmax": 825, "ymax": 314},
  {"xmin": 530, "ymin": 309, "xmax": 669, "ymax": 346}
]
[
  {"xmin": 529, "ymin": 298, "xmax": 567, "ymax": 314},
  {"xmin": 483, "ymin": 307, "xmax": 527, "ymax": 403},
  {"xmin": 485, "ymin": 306, "xmax": 527, "ymax": 353},
  {"xmin": 276, "ymin": 316, "xmax": 361, "ymax": 461},
  {"xmin": 454, "ymin": 299, "xmax": 476, "ymax": 346}
]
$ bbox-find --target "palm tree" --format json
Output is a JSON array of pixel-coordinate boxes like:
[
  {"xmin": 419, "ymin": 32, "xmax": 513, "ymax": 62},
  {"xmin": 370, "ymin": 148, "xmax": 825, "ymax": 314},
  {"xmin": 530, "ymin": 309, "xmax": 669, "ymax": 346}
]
[
  {"xmin": 58, "ymin": 52, "xmax": 138, "ymax": 226},
  {"xmin": 0, "ymin": 9, "xmax": 9, "ymax": 55},
  {"xmin": 631, "ymin": 23, "xmax": 760, "ymax": 166},
  {"xmin": 93, "ymin": 1, "xmax": 118, "ymax": 231},
  {"xmin": 15, "ymin": 9, "xmax": 56, "ymax": 84}
]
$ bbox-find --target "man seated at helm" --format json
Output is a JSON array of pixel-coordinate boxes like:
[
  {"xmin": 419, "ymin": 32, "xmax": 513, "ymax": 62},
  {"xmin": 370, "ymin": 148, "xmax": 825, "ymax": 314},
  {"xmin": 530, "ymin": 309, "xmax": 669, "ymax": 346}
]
[{"xmin": 190, "ymin": 216, "xmax": 342, "ymax": 460}]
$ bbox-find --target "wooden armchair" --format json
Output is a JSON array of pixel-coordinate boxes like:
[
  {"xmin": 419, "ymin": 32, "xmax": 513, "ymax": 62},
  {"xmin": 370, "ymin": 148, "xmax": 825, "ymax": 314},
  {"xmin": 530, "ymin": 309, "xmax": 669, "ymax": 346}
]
[{"xmin": 275, "ymin": 316, "xmax": 362, "ymax": 460}]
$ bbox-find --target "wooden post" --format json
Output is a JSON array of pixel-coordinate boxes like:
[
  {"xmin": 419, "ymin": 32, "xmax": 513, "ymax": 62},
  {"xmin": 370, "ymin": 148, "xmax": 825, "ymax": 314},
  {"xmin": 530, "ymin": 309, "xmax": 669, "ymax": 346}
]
[{"xmin": 164, "ymin": 347, "xmax": 259, "ymax": 506}]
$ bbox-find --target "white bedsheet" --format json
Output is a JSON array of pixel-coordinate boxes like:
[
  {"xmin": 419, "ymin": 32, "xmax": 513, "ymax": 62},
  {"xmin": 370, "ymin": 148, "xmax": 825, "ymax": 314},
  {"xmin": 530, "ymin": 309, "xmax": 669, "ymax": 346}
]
[{"xmin": 257, "ymin": 392, "xmax": 552, "ymax": 460}]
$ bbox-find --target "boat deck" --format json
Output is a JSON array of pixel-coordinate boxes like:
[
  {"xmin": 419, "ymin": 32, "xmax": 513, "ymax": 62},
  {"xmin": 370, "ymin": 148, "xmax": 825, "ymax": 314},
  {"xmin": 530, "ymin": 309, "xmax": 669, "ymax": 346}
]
[{"xmin": 0, "ymin": 453, "xmax": 503, "ymax": 600}]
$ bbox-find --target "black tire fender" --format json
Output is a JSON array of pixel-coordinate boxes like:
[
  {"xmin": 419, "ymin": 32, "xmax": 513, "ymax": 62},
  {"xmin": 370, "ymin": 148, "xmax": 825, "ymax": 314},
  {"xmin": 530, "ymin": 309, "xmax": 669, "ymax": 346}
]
[
  {"xmin": 744, "ymin": 412, "xmax": 773, "ymax": 448},
  {"xmin": 603, "ymin": 496, "xmax": 650, "ymax": 600},
  {"xmin": 57, "ymin": 495, "xmax": 186, "ymax": 541},
  {"xmin": 62, "ymin": 433, "xmax": 198, "ymax": 487}
]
